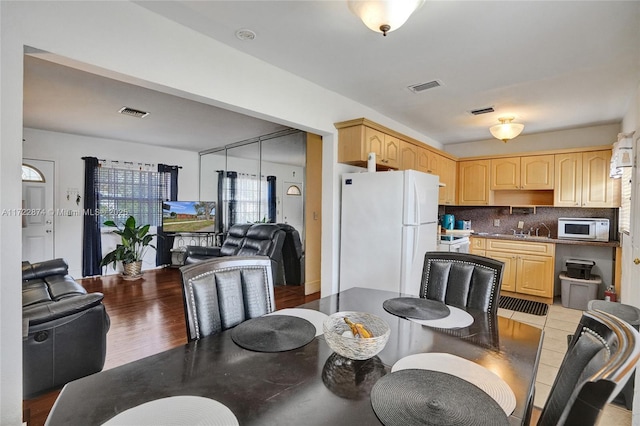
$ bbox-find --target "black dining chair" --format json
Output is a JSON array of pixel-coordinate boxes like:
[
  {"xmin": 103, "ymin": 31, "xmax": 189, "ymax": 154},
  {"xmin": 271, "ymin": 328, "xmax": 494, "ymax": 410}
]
[
  {"xmin": 537, "ymin": 309, "xmax": 640, "ymax": 426},
  {"xmin": 419, "ymin": 252, "xmax": 504, "ymax": 315},
  {"xmin": 179, "ymin": 256, "xmax": 276, "ymax": 341}
]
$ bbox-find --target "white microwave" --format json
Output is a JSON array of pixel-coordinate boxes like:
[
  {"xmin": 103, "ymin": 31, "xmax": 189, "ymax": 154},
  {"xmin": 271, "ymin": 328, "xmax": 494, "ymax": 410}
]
[{"xmin": 557, "ymin": 218, "xmax": 610, "ymax": 242}]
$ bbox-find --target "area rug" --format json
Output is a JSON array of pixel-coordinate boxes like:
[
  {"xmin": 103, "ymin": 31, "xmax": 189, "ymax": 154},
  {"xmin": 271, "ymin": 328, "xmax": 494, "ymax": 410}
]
[{"xmin": 499, "ymin": 296, "xmax": 548, "ymax": 316}]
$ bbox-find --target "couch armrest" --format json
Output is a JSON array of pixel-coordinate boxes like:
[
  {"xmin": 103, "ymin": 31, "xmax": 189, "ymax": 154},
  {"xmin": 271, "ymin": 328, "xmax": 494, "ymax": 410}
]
[
  {"xmin": 22, "ymin": 258, "xmax": 69, "ymax": 281},
  {"xmin": 185, "ymin": 245, "xmax": 221, "ymax": 257},
  {"xmin": 23, "ymin": 293, "xmax": 105, "ymax": 326}
]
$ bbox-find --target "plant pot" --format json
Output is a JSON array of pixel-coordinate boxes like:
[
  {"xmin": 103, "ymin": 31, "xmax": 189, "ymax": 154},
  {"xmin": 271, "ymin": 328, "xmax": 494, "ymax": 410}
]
[{"xmin": 122, "ymin": 261, "xmax": 143, "ymax": 280}]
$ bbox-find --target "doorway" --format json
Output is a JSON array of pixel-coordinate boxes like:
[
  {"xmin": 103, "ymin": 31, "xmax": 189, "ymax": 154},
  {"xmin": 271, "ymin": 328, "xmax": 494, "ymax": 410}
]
[{"xmin": 22, "ymin": 159, "xmax": 55, "ymax": 262}]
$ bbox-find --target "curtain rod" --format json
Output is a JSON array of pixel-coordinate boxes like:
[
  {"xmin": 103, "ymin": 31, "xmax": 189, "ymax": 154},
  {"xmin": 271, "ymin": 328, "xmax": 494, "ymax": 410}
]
[{"xmin": 81, "ymin": 157, "xmax": 182, "ymax": 169}]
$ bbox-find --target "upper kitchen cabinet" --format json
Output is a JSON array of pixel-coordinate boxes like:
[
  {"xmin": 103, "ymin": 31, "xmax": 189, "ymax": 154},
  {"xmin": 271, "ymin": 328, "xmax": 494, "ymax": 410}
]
[
  {"xmin": 491, "ymin": 155, "xmax": 554, "ymax": 190},
  {"xmin": 554, "ymin": 150, "xmax": 619, "ymax": 207},
  {"xmin": 399, "ymin": 140, "xmax": 418, "ymax": 170},
  {"xmin": 458, "ymin": 159, "xmax": 492, "ymax": 205},
  {"xmin": 416, "ymin": 147, "xmax": 439, "ymax": 175},
  {"xmin": 336, "ymin": 121, "xmax": 399, "ymax": 169},
  {"xmin": 438, "ymin": 156, "xmax": 457, "ymax": 205}
]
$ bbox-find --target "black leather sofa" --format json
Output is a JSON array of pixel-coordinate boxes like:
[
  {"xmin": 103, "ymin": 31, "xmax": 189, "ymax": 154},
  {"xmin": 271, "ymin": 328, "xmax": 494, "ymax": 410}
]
[
  {"xmin": 184, "ymin": 223, "xmax": 286, "ymax": 285},
  {"xmin": 22, "ymin": 258, "xmax": 110, "ymax": 397},
  {"xmin": 277, "ymin": 223, "xmax": 305, "ymax": 286}
]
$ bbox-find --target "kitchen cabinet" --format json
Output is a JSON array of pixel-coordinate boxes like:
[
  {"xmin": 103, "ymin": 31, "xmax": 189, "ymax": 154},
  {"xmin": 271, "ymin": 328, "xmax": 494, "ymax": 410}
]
[
  {"xmin": 554, "ymin": 150, "xmax": 619, "ymax": 207},
  {"xmin": 458, "ymin": 160, "xmax": 492, "ymax": 205},
  {"xmin": 438, "ymin": 156, "xmax": 457, "ymax": 205},
  {"xmin": 337, "ymin": 124, "xmax": 400, "ymax": 169},
  {"xmin": 416, "ymin": 147, "xmax": 439, "ymax": 174},
  {"xmin": 485, "ymin": 238, "xmax": 555, "ymax": 300},
  {"xmin": 491, "ymin": 155, "xmax": 554, "ymax": 190},
  {"xmin": 469, "ymin": 237, "xmax": 486, "ymax": 256},
  {"xmin": 399, "ymin": 140, "xmax": 418, "ymax": 170}
]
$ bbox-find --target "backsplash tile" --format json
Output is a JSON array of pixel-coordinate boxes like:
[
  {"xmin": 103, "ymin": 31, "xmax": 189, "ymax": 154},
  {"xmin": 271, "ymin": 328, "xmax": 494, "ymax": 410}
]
[{"xmin": 439, "ymin": 206, "xmax": 618, "ymax": 241}]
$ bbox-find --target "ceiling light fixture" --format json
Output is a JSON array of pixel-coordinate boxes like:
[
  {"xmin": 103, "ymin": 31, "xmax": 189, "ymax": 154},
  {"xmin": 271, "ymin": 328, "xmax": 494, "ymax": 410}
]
[
  {"xmin": 347, "ymin": 0, "xmax": 425, "ymax": 36},
  {"xmin": 489, "ymin": 117, "xmax": 525, "ymax": 143}
]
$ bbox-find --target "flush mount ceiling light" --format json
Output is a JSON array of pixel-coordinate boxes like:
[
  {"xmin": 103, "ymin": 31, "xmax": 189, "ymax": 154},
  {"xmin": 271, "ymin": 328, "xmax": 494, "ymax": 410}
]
[
  {"xmin": 347, "ymin": 0, "xmax": 425, "ymax": 36},
  {"xmin": 235, "ymin": 29, "xmax": 256, "ymax": 41},
  {"xmin": 489, "ymin": 117, "xmax": 525, "ymax": 143}
]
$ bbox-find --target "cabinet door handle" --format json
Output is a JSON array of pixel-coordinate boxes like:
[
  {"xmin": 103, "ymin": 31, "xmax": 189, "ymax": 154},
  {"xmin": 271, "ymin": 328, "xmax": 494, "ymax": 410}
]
[{"xmin": 634, "ymin": 258, "xmax": 640, "ymax": 265}]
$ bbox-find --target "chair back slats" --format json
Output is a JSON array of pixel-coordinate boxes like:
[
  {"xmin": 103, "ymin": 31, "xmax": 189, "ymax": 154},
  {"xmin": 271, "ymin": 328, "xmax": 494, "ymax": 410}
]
[
  {"xmin": 180, "ymin": 256, "xmax": 275, "ymax": 341},
  {"xmin": 420, "ymin": 252, "xmax": 503, "ymax": 315},
  {"xmin": 538, "ymin": 310, "xmax": 640, "ymax": 426}
]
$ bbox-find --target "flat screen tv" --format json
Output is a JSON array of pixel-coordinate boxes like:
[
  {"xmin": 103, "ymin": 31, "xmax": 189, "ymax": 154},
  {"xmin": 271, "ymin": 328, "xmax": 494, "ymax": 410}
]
[{"xmin": 162, "ymin": 201, "xmax": 216, "ymax": 234}]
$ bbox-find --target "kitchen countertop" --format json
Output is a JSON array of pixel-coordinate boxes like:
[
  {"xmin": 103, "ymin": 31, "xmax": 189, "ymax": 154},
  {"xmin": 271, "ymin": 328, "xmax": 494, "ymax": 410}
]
[{"xmin": 471, "ymin": 233, "xmax": 620, "ymax": 248}]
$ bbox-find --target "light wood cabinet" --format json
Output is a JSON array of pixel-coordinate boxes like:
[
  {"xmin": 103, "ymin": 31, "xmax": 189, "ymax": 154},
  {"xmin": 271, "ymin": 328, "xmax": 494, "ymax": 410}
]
[
  {"xmin": 399, "ymin": 140, "xmax": 418, "ymax": 170},
  {"xmin": 484, "ymin": 238, "xmax": 555, "ymax": 299},
  {"xmin": 458, "ymin": 160, "xmax": 491, "ymax": 205},
  {"xmin": 438, "ymin": 156, "xmax": 457, "ymax": 205},
  {"xmin": 554, "ymin": 150, "xmax": 619, "ymax": 207},
  {"xmin": 469, "ymin": 237, "xmax": 486, "ymax": 256},
  {"xmin": 337, "ymin": 124, "xmax": 400, "ymax": 169},
  {"xmin": 416, "ymin": 147, "xmax": 439, "ymax": 174},
  {"xmin": 491, "ymin": 155, "xmax": 554, "ymax": 190}
]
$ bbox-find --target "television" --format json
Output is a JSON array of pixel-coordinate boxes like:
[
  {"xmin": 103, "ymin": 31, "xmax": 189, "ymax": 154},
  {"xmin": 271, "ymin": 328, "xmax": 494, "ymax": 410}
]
[{"xmin": 162, "ymin": 201, "xmax": 216, "ymax": 234}]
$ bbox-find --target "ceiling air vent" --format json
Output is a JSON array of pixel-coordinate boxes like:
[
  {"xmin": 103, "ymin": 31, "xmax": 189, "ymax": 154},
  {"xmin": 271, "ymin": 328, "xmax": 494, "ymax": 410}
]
[
  {"xmin": 470, "ymin": 106, "xmax": 495, "ymax": 115},
  {"xmin": 408, "ymin": 80, "xmax": 441, "ymax": 93},
  {"xmin": 118, "ymin": 106, "xmax": 149, "ymax": 118}
]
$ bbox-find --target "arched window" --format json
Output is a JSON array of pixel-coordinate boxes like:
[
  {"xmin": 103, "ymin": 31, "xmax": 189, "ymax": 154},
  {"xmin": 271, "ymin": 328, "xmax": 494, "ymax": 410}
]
[
  {"xmin": 286, "ymin": 184, "xmax": 301, "ymax": 196},
  {"xmin": 22, "ymin": 164, "xmax": 45, "ymax": 182}
]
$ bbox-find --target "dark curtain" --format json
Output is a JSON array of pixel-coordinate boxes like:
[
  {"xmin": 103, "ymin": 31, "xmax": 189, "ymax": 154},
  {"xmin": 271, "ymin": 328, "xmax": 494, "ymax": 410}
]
[
  {"xmin": 216, "ymin": 170, "xmax": 225, "ymax": 234},
  {"xmin": 156, "ymin": 164, "xmax": 179, "ymax": 266},
  {"xmin": 227, "ymin": 171, "xmax": 237, "ymax": 226},
  {"xmin": 267, "ymin": 175, "xmax": 277, "ymax": 223},
  {"xmin": 81, "ymin": 157, "xmax": 102, "ymax": 277}
]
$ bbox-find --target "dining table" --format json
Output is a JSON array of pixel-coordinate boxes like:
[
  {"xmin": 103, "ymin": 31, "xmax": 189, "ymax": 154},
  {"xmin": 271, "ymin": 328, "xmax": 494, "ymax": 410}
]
[{"xmin": 45, "ymin": 287, "xmax": 544, "ymax": 425}]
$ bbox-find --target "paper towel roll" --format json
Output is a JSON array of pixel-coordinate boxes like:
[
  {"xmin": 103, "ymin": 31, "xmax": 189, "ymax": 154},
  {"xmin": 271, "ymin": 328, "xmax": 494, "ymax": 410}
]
[{"xmin": 367, "ymin": 152, "xmax": 376, "ymax": 172}]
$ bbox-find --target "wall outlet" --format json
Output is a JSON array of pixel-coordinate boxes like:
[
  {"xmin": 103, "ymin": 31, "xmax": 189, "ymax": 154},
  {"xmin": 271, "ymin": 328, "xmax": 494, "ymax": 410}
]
[
  {"xmin": 517, "ymin": 220, "xmax": 525, "ymax": 229},
  {"xmin": 493, "ymin": 219, "xmax": 500, "ymax": 227}
]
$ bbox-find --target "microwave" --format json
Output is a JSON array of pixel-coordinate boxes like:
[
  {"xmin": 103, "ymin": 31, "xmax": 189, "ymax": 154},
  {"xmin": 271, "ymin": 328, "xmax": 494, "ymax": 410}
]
[{"xmin": 557, "ymin": 218, "xmax": 609, "ymax": 242}]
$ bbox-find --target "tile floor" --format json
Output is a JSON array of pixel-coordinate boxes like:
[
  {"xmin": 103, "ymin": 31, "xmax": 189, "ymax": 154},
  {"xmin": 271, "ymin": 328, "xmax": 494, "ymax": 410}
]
[{"xmin": 498, "ymin": 298, "xmax": 632, "ymax": 426}]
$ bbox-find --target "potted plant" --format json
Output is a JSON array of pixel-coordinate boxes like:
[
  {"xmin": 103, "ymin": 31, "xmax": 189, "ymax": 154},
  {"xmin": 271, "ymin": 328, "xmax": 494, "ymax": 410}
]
[{"xmin": 100, "ymin": 216, "xmax": 156, "ymax": 280}]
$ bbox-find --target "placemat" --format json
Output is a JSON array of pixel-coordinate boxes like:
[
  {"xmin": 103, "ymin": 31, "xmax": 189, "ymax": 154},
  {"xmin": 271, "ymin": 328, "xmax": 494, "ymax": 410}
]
[
  {"xmin": 102, "ymin": 395, "xmax": 239, "ymax": 426},
  {"xmin": 392, "ymin": 352, "xmax": 516, "ymax": 415},
  {"xmin": 266, "ymin": 308, "xmax": 328, "ymax": 336},
  {"xmin": 231, "ymin": 315, "xmax": 316, "ymax": 352},
  {"xmin": 371, "ymin": 369, "xmax": 509, "ymax": 426},
  {"xmin": 383, "ymin": 297, "xmax": 450, "ymax": 320},
  {"xmin": 408, "ymin": 305, "xmax": 474, "ymax": 329}
]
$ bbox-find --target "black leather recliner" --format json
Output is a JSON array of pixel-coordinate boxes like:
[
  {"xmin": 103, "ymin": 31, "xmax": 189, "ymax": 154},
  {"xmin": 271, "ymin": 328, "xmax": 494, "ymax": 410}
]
[
  {"xmin": 22, "ymin": 258, "xmax": 110, "ymax": 398},
  {"xmin": 184, "ymin": 223, "xmax": 286, "ymax": 285},
  {"xmin": 277, "ymin": 223, "xmax": 305, "ymax": 285}
]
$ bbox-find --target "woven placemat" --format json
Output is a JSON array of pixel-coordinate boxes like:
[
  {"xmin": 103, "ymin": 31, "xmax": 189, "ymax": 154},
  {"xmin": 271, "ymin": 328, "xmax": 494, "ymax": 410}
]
[
  {"xmin": 231, "ymin": 315, "xmax": 315, "ymax": 352},
  {"xmin": 383, "ymin": 297, "xmax": 450, "ymax": 320},
  {"xmin": 266, "ymin": 308, "xmax": 329, "ymax": 336},
  {"xmin": 371, "ymin": 369, "xmax": 509, "ymax": 426}
]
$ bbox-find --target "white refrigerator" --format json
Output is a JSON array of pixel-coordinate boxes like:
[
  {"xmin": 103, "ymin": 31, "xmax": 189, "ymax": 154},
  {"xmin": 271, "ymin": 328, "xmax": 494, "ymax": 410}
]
[{"xmin": 339, "ymin": 170, "xmax": 440, "ymax": 296}]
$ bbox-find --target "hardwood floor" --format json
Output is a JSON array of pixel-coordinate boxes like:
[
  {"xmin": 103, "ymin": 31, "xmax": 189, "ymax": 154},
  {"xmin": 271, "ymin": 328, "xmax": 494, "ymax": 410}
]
[{"xmin": 23, "ymin": 267, "xmax": 320, "ymax": 426}]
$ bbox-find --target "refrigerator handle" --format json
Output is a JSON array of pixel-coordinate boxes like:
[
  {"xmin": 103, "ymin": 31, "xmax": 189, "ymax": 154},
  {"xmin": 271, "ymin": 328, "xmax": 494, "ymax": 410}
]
[{"xmin": 409, "ymin": 181, "xmax": 420, "ymax": 225}]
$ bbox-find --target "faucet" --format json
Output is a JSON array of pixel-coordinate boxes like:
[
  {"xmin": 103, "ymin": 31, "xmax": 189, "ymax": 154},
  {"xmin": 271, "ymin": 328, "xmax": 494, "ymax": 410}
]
[{"xmin": 539, "ymin": 222, "xmax": 551, "ymax": 238}]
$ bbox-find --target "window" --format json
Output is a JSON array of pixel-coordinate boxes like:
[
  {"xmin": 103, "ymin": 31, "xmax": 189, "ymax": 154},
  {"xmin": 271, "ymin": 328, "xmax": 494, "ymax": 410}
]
[
  {"xmin": 226, "ymin": 172, "xmax": 269, "ymax": 224},
  {"xmin": 97, "ymin": 166, "xmax": 168, "ymax": 227},
  {"xmin": 22, "ymin": 164, "xmax": 45, "ymax": 182},
  {"xmin": 286, "ymin": 184, "xmax": 302, "ymax": 196}
]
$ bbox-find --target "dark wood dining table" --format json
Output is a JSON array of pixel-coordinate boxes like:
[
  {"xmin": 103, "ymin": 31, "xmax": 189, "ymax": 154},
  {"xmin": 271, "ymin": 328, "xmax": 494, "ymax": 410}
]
[{"xmin": 45, "ymin": 287, "xmax": 543, "ymax": 425}]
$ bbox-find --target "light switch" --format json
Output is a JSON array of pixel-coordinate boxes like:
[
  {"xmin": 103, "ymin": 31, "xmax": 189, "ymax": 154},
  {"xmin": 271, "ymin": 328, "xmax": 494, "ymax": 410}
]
[
  {"xmin": 517, "ymin": 221, "xmax": 524, "ymax": 229},
  {"xmin": 493, "ymin": 219, "xmax": 500, "ymax": 227}
]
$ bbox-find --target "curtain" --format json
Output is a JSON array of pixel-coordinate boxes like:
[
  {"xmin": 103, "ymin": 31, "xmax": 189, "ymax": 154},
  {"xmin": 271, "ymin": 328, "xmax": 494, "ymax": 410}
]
[
  {"xmin": 216, "ymin": 170, "xmax": 225, "ymax": 234},
  {"xmin": 156, "ymin": 164, "xmax": 179, "ymax": 266},
  {"xmin": 227, "ymin": 171, "xmax": 238, "ymax": 226},
  {"xmin": 81, "ymin": 157, "xmax": 102, "ymax": 277},
  {"xmin": 267, "ymin": 175, "xmax": 276, "ymax": 223}
]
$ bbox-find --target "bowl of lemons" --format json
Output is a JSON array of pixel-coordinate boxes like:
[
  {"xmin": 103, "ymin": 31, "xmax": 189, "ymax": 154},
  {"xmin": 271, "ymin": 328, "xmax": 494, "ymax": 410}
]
[{"xmin": 323, "ymin": 311, "xmax": 390, "ymax": 360}]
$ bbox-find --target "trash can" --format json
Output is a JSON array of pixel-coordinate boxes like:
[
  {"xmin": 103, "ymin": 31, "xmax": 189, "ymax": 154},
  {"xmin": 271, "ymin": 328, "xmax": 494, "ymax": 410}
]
[
  {"xmin": 587, "ymin": 300, "xmax": 640, "ymax": 410},
  {"xmin": 559, "ymin": 272, "xmax": 602, "ymax": 310}
]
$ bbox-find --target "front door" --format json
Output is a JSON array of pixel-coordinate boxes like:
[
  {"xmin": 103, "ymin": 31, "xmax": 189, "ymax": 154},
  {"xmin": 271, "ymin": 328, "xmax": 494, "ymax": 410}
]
[
  {"xmin": 282, "ymin": 181, "xmax": 304, "ymax": 240},
  {"xmin": 22, "ymin": 159, "xmax": 55, "ymax": 262}
]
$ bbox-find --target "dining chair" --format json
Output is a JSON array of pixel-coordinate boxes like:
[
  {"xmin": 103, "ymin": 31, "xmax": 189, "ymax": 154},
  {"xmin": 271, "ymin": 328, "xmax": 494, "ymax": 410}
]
[
  {"xmin": 537, "ymin": 309, "xmax": 640, "ymax": 426},
  {"xmin": 419, "ymin": 252, "xmax": 504, "ymax": 315},
  {"xmin": 179, "ymin": 255, "xmax": 276, "ymax": 341}
]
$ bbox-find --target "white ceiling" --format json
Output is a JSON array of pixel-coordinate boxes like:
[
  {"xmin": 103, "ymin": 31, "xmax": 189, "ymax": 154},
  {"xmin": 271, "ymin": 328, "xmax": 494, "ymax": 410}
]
[{"xmin": 23, "ymin": 1, "xmax": 640, "ymax": 153}]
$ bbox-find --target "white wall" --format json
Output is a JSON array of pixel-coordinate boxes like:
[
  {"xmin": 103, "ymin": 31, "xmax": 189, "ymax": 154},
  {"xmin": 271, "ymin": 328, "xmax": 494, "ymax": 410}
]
[
  {"xmin": 444, "ymin": 123, "xmax": 620, "ymax": 158},
  {"xmin": 1, "ymin": 2, "xmax": 442, "ymax": 419},
  {"xmin": 23, "ymin": 128, "xmax": 200, "ymax": 277}
]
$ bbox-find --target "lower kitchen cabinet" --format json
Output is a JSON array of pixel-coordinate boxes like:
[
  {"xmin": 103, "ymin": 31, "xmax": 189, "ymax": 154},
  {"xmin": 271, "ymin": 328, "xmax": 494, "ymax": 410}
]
[{"xmin": 484, "ymin": 239, "xmax": 555, "ymax": 300}]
